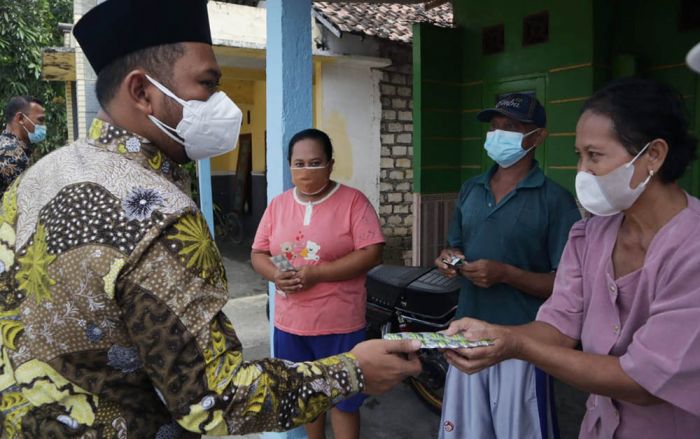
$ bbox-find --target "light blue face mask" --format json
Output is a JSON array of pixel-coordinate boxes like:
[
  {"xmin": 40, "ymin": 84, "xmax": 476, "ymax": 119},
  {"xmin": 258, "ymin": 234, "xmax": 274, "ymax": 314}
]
[
  {"xmin": 21, "ymin": 113, "xmax": 47, "ymax": 144},
  {"xmin": 484, "ymin": 128, "xmax": 539, "ymax": 168}
]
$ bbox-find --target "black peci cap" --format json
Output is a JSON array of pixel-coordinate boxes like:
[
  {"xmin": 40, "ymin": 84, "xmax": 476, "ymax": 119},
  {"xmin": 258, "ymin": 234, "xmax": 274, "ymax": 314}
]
[
  {"xmin": 73, "ymin": 0, "xmax": 213, "ymax": 74},
  {"xmin": 477, "ymin": 93, "xmax": 547, "ymax": 128}
]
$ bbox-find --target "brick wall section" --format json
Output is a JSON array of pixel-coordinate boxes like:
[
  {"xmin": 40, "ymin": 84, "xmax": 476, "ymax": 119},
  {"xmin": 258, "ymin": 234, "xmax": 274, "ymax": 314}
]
[{"xmin": 378, "ymin": 44, "xmax": 414, "ymax": 266}]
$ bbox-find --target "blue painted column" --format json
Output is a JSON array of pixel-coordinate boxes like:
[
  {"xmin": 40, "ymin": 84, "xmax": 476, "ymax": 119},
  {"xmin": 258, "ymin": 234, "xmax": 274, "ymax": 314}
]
[
  {"xmin": 264, "ymin": 1, "xmax": 313, "ymax": 438},
  {"xmin": 197, "ymin": 159, "xmax": 215, "ymax": 236}
]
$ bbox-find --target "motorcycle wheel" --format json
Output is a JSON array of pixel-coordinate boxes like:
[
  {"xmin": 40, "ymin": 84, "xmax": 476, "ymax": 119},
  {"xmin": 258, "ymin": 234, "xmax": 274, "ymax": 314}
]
[
  {"xmin": 409, "ymin": 376, "xmax": 442, "ymax": 414},
  {"xmin": 372, "ymin": 319, "xmax": 445, "ymax": 413},
  {"xmin": 408, "ymin": 350, "xmax": 446, "ymax": 414}
]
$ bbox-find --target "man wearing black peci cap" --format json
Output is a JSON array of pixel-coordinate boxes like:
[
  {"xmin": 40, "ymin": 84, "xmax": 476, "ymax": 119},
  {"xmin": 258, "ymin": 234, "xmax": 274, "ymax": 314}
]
[
  {"xmin": 0, "ymin": 0, "xmax": 421, "ymax": 437},
  {"xmin": 435, "ymin": 93, "xmax": 580, "ymax": 438}
]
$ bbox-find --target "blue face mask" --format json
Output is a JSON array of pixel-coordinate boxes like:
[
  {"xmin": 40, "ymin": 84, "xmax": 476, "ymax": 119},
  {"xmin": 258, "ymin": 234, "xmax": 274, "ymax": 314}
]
[
  {"xmin": 21, "ymin": 113, "xmax": 47, "ymax": 144},
  {"xmin": 484, "ymin": 128, "xmax": 539, "ymax": 168},
  {"xmin": 28, "ymin": 125, "xmax": 47, "ymax": 144}
]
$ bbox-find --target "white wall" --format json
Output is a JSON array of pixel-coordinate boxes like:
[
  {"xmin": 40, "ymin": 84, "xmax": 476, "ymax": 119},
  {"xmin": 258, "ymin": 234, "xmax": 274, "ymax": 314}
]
[
  {"xmin": 208, "ymin": 1, "xmax": 266, "ymax": 49},
  {"xmin": 72, "ymin": 0, "xmax": 99, "ymax": 140},
  {"xmin": 317, "ymin": 62, "xmax": 383, "ymax": 209}
]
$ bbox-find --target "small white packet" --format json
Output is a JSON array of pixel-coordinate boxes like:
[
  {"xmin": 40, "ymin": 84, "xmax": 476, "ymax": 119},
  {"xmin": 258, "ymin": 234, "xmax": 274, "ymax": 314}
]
[{"xmin": 270, "ymin": 255, "xmax": 296, "ymax": 272}]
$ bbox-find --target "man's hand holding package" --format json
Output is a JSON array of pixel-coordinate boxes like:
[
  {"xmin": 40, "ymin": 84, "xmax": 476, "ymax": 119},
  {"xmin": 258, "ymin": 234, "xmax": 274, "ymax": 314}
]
[{"xmin": 351, "ymin": 339, "xmax": 422, "ymax": 395}]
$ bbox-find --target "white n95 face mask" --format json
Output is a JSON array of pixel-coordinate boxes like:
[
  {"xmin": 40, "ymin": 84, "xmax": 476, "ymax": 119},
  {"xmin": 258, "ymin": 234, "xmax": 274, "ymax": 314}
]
[
  {"xmin": 575, "ymin": 142, "xmax": 653, "ymax": 216},
  {"xmin": 146, "ymin": 75, "xmax": 242, "ymax": 161}
]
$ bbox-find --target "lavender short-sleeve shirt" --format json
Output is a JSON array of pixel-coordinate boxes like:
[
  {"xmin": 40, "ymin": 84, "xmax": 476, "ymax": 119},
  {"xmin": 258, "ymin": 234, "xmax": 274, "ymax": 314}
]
[{"xmin": 537, "ymin": 193, "xmax": 700, "ymax": 438}]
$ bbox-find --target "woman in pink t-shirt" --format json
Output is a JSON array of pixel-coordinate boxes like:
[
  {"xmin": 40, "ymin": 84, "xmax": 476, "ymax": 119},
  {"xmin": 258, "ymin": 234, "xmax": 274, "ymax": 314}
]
[
  {"xmin": 439, "ymin": 78, "xmax": 700, "ymax": 438},
  {"xmin": 251, "ymin": 128, "xmax": 384, "ymax": 439}
]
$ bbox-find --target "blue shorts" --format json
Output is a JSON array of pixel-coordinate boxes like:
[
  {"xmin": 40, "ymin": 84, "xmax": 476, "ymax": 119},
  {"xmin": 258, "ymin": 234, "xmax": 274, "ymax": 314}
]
[{"xmin": 273, "ymin": 327, "xmax": 367, "ymax": 413}]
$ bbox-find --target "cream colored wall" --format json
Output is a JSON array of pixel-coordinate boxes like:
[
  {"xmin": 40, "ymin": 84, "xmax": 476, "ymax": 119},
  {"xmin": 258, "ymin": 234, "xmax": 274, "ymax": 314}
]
[
  {"xmin": 316, "ymin": 62, "xmax": 383, "ymax": 209},
  {"xmin": 251, "ymin": 80, "xmax": 267, "ymax": 173},
  {"xmin": 211, "ymin": 78, "xmax": 252, "ymax": 174},
  {"xmin": 212, "ymin": 61, "xmax": 325, "ymax": 176}
]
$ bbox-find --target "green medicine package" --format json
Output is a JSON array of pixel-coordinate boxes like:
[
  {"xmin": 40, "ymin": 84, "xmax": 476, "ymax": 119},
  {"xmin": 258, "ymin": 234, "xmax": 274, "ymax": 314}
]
[{"xmin": 383, "ymin": 332, "xmax": 495, "ymax": 349}]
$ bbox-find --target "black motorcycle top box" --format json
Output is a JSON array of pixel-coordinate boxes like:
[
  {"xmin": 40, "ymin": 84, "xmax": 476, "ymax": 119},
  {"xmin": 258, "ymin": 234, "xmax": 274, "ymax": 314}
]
[
  {"xmin": 366, "ymin": 265, "xmax": 431, "ymax": 308},
  {"xmin": 366, "ymin": 265, "xmax": 460, "ymax": 320}
]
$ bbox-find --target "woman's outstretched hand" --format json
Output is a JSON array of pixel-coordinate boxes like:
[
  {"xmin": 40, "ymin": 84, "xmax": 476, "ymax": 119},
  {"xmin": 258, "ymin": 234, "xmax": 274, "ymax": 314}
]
[{"xmin": 442, "ymin": 317, "xmax": 522, "ymax": 375}]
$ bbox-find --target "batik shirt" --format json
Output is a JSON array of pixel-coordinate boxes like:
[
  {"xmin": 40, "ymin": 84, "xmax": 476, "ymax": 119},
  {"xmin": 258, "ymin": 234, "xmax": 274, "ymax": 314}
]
[
  {"xmin": 0, "ymin": 131, "xmax": 30, "ymax": 195},
  {"xmin": 0, "ymin": 119, "xmax": 363, "ymax": 438}
]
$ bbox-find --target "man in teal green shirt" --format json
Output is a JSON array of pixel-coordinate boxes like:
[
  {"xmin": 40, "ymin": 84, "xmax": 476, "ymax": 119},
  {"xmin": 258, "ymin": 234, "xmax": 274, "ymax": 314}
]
[{"xmin": 436, "ymin": 93, "xmax": 580, "ymax": 439}]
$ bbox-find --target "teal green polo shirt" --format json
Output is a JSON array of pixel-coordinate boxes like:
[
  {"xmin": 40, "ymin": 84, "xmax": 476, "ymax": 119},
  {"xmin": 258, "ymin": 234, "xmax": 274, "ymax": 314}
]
[{"xmin": 447, "ymin": 162, "xmax": 580, "ymax": 325}]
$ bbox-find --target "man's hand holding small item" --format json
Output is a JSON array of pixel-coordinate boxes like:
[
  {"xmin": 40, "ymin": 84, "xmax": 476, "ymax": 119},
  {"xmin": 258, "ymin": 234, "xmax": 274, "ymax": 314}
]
[
  {"xmin": 435, "ymin": 248, "xmax": 466, "ymax": 278},
  {"xmin": 350, "ymin": 339, "xmax": 422, "ymax": 395}
]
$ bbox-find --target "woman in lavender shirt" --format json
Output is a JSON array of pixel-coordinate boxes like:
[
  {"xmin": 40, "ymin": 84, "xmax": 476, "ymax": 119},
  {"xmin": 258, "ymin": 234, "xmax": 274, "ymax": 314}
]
[{"xmin": 442, "ymin": 78, "xmax": 700, "ymax": 438}]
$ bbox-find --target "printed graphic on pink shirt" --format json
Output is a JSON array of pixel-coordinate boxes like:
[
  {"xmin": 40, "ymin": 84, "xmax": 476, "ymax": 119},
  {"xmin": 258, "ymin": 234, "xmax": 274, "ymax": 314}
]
[{"xmin": 280, "ymin": 236, "xmax": 322, "ymax": 266}]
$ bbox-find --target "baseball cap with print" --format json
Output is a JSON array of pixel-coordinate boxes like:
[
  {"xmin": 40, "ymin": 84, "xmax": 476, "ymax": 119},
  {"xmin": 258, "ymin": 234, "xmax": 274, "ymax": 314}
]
[{"xmin": 477, "ymin": 93, "xmax": 546, "ymax": 128}]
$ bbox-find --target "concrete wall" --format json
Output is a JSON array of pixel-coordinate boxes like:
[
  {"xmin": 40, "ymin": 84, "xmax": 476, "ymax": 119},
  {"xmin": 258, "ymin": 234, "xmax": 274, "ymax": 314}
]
[
  {"xmin": 378, "ymin": 45, "xmax": 414, "ymax": 266},
  {"xmin": 319, "ymin": 29, "xmax": 417, "ymax": 265}
]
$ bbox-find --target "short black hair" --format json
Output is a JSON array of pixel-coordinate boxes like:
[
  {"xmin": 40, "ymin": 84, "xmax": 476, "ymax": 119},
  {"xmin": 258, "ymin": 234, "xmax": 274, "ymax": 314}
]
[
  {"xmin": 95, "ymin": 43, "xmax": 185, "ymax": 109},
  {"xmin": 287, "ymin": 128, "xmax": 334, "ymax": 163},
  {"xmin": 4, "ymin": 96, "xmax": 43, "ymax": 124},
  {"xmin": 581, "ymin": 78, "xmax": 697, "ymax": 183}
]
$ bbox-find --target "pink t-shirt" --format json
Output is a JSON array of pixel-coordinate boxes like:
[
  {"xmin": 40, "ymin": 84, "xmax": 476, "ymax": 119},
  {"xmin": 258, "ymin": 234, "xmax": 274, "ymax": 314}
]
[
  {"xmin": 537, "ymin": 193, "xmax": 700, "ymax": 438},
  {"xmin": 252, "ymin": 184, "xmax": 384, "ymax": 335}
]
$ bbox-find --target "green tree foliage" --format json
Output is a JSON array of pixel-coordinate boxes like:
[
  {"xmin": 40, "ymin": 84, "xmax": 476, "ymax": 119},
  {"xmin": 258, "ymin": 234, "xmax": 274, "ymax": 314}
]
[{"xmin": 0, "ymin": 0, "xmax": 72, "ymax": 155}]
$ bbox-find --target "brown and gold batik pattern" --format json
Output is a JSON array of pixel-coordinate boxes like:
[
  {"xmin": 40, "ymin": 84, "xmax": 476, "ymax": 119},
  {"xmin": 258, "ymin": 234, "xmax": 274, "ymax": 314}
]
[{"xmin": 0, "ymin": 119, "xmax": 363, "ymax": 438}]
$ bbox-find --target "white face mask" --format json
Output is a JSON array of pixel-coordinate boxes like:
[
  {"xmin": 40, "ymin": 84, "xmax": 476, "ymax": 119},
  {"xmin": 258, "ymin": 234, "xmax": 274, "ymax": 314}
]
[
  {"xmin": 575, "ymin": 142, "xmax": 653, "ymax": 216},
  {"xmin": 145, "ymin": 75, "xmax": 242, "ymax": 161}
]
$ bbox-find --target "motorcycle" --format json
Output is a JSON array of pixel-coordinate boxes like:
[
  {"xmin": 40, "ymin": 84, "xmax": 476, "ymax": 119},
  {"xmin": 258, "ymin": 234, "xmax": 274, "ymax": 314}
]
[{"xmin": 365, "ymin": 264, "xmax": 460, "ymax": 413}]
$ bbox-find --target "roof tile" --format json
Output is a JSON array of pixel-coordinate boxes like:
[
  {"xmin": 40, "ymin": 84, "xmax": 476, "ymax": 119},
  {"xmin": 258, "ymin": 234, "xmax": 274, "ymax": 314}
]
[{"xmin": 314, "ymin": 2, "xmax": 453, "ymax": 43}]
